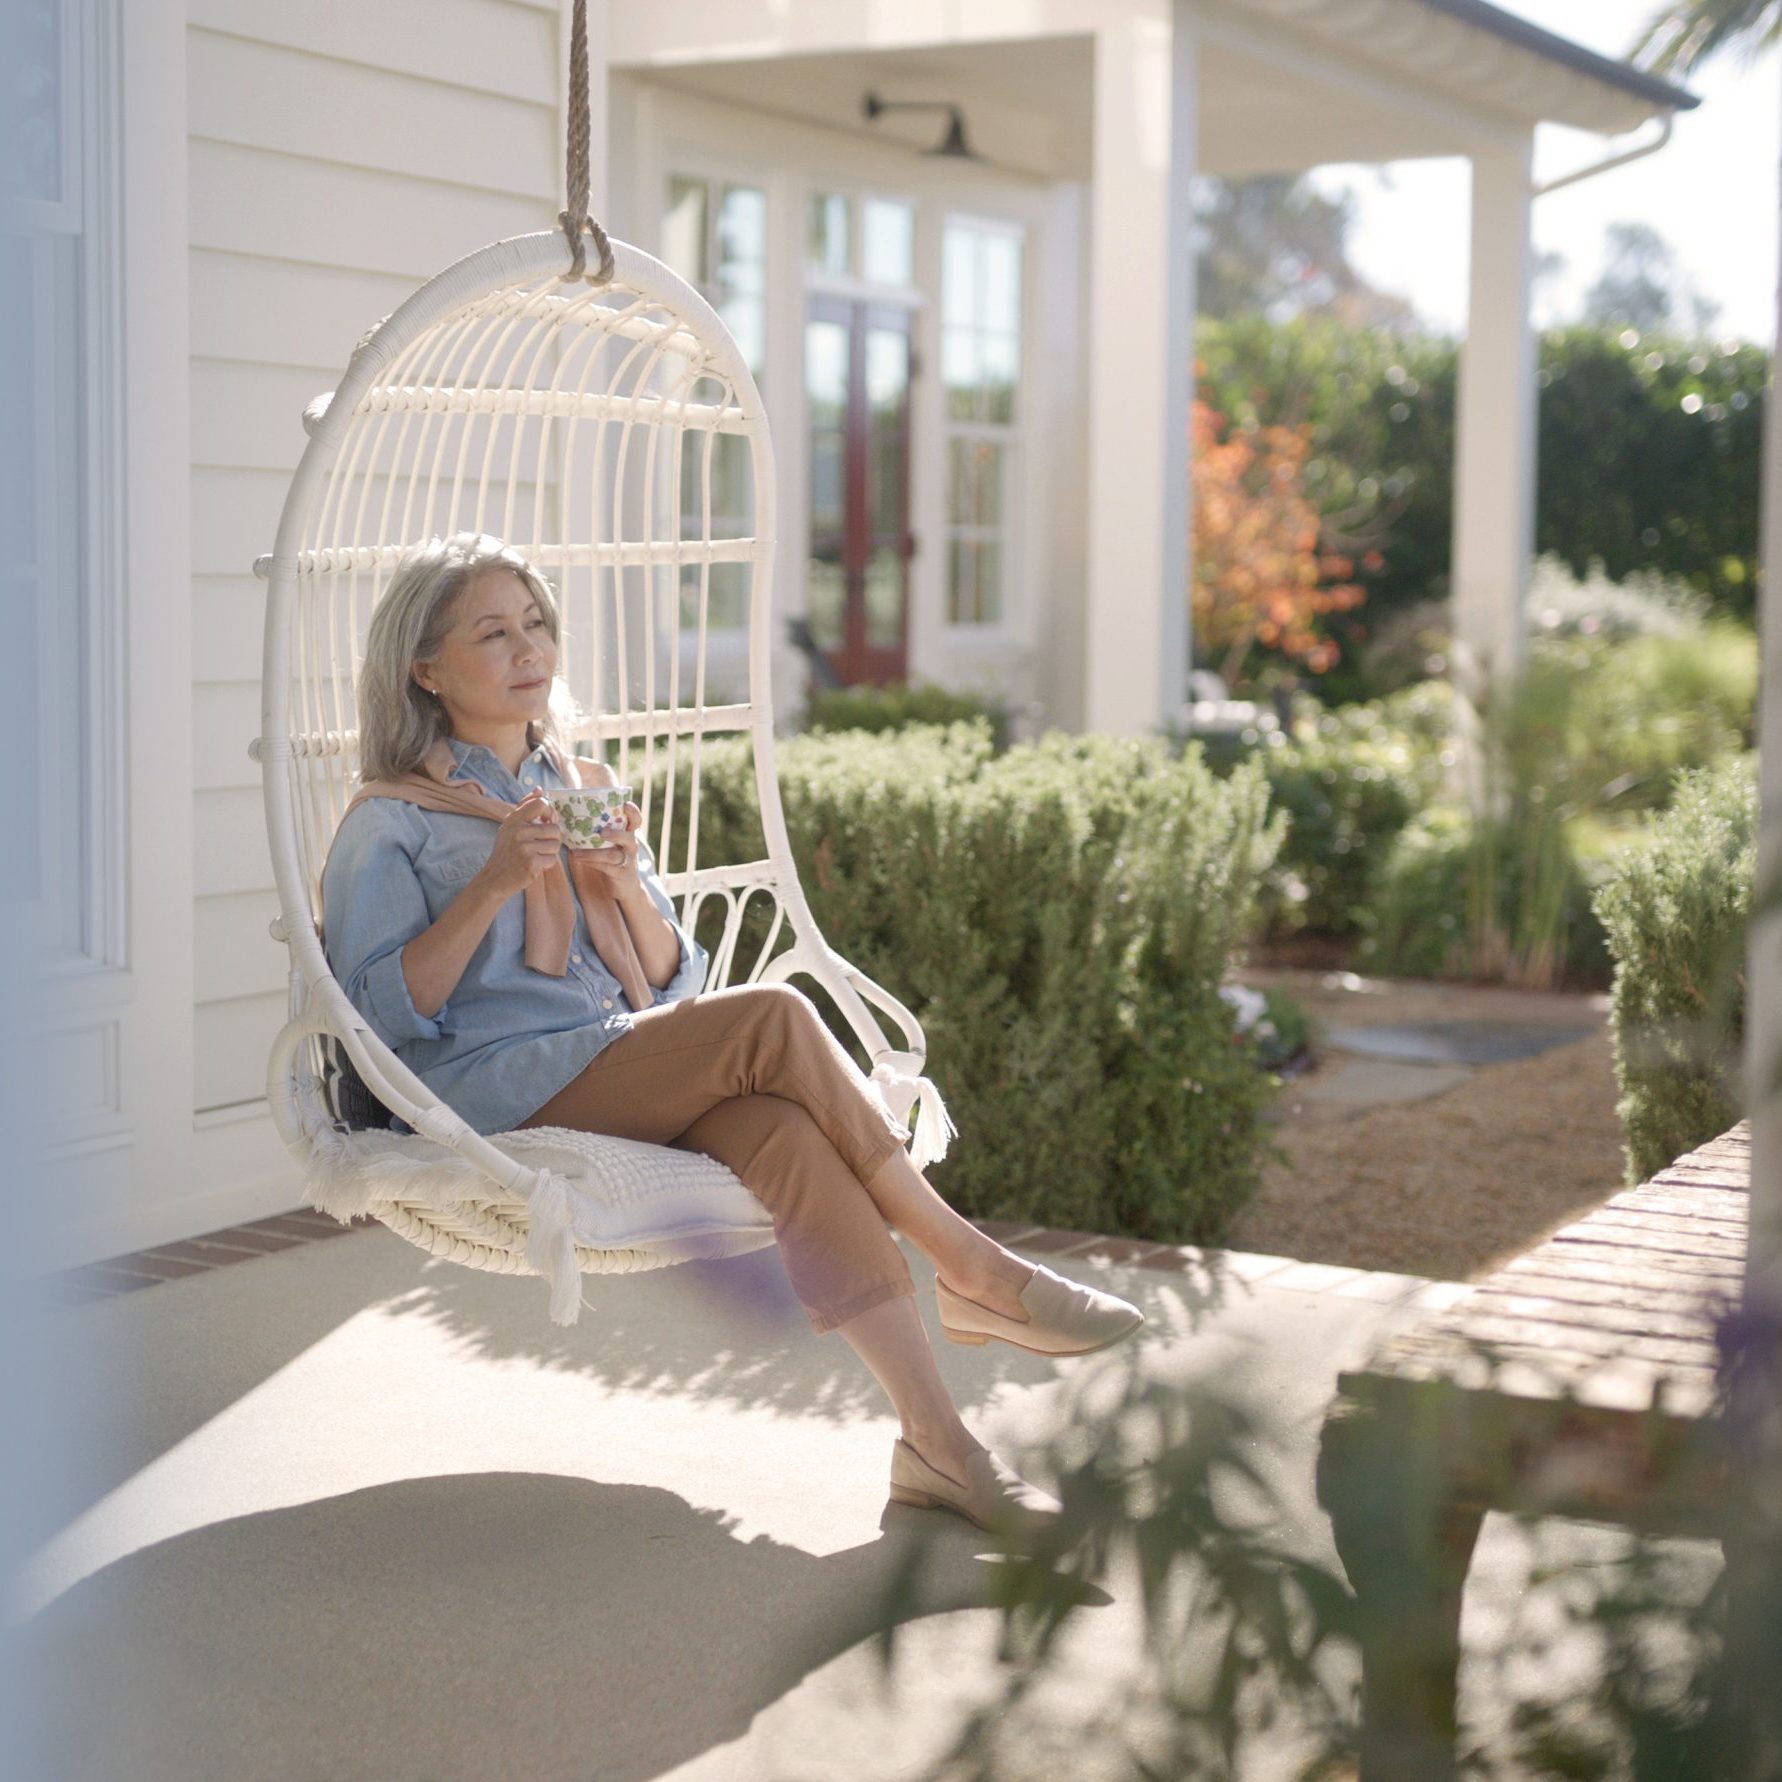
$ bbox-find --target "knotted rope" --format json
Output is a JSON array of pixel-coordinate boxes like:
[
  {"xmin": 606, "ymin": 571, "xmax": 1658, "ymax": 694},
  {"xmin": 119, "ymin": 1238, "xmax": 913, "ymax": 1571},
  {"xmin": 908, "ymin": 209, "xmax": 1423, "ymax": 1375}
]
[{"xmin": 559, "ymin": 0, "xmax": 615, "ymax": 286}]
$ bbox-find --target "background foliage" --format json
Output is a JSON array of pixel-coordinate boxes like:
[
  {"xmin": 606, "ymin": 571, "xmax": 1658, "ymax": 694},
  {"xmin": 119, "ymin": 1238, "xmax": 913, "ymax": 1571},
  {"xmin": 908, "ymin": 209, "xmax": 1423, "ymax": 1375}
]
[
  {"xmin": 1194, "ymin": 316, "xmax": 1765, "ymax": 699},
  {"xmin": 1191, "ymin": 399, "xmax": 1368, "ymax": 681}
]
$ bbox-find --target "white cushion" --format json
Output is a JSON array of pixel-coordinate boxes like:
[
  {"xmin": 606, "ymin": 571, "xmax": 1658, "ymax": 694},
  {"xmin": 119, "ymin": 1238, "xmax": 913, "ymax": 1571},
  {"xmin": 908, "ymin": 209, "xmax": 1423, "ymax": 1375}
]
[{"xmin": 491, "ymin": 1123, "xmax": 777, "ymax": 1252}]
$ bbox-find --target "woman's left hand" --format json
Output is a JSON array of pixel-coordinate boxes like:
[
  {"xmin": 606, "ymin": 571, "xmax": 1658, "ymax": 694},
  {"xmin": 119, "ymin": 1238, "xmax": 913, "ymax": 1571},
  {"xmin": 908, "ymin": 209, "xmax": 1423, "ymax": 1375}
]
[{"xmin": 580, "ymin": 802, "xmax": 647, "ymax": 901}]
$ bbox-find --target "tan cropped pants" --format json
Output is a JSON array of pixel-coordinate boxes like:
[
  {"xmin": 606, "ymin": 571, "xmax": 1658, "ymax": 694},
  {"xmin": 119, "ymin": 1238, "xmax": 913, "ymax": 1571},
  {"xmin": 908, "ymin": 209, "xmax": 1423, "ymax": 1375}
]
[{"xmin": 516, "ymin": 983, "xmax": 919, "ymax": 1334}]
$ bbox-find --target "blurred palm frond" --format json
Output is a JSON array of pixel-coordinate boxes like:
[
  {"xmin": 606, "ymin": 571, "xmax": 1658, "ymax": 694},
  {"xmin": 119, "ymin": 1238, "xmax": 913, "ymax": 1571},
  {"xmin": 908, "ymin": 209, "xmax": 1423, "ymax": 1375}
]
[{"xmin": 1632, "ymin": 0, "xmax": 1781, "ymax": 73}]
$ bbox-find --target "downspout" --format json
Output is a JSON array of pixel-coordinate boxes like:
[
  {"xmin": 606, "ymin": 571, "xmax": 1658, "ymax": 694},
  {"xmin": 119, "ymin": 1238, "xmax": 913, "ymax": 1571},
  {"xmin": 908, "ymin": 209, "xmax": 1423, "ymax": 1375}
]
[{"xmin": 1530, "ymin": 111, "xmax": 1674, "ymax": 199}]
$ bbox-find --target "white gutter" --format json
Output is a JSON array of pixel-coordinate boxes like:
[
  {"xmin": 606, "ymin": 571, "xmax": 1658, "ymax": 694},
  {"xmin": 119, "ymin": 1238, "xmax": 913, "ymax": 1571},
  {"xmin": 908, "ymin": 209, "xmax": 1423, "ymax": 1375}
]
[{"xmin": 1531, "ymin": 112, "xmax": 1675, "ymax": 199}]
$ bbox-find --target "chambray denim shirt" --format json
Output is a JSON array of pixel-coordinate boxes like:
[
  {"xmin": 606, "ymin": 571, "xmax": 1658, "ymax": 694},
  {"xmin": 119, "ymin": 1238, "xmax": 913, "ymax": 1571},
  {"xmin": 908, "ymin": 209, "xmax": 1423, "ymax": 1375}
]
[{"xmin": 321, "ymin": 735, "xmax": 707, "ymax": 1136}]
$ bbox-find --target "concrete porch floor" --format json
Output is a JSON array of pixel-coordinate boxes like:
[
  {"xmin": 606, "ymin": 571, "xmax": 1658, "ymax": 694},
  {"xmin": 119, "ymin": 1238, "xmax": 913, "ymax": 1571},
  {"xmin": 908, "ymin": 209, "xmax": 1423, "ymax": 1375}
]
[{"xmin": 17, "ymin": 1223, "xmax": 1697, "ymax": 1780}]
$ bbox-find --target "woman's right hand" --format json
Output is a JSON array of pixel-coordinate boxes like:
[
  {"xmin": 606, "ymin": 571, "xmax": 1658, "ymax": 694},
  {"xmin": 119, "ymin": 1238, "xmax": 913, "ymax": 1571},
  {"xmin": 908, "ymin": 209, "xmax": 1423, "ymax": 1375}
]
[{"xmin": 473, "ymin": 790, "xmax": 564, "ymax": 901}]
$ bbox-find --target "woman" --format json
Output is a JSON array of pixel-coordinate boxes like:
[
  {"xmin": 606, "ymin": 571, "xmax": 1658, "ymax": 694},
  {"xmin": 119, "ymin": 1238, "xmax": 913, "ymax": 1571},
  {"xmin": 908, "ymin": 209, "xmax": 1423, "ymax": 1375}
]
[{"xmin": 321, "ymin": 533, "xmax": 1145, "ymax": 1539}]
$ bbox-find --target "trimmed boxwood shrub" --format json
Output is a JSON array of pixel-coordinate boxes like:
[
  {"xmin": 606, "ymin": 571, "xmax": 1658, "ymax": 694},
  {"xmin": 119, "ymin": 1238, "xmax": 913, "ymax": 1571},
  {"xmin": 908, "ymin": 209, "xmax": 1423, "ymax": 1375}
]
[
  {"xmin": 1592, "ymin": 754, "xmax": 1757, "ymax": 1183},
  {"xmin": 638, "ymin": 721, "xmax": 1286, "ymax": 1242},
  {"xmin": 803, "ymin": 681, "xmax": 1013, "ymax": 753}
]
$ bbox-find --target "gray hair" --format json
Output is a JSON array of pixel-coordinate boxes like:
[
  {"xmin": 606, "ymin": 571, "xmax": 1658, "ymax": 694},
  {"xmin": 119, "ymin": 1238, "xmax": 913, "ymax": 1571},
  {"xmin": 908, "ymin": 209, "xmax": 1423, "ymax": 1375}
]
[{"xmin": 356, "ymin": 533, "xmax": 582, "ymax": 782}]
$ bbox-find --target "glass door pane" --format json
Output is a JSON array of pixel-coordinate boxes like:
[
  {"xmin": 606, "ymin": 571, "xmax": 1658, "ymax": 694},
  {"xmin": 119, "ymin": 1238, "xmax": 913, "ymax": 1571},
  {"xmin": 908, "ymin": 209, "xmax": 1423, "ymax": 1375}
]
[
  {"xmin": 806, "ymin": 192, "xmax": 850, "ymax": 276},
  {"xmin": 863, "ymin": 198, "xmax": 914, "ymax": 286},
  {"xmin": 806, "ymin": 555, "xmax": 845, "ymax": 650},
  {"xmin": 662, "ymin": 177, "xmax": 707, "ymax": 284},
  {"xmin": 805, "ymin": 304, "xmax": 853, "ymax": 670},
  {"xmin": 863, "ymin": 314, "xmax": 911, "ymax": 665}
]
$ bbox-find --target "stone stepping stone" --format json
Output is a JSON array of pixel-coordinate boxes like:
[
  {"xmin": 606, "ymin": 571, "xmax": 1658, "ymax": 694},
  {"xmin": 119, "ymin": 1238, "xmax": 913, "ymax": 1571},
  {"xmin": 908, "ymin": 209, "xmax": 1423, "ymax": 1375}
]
[
  {"xmin": 1295, "ymin": 1056, "xmax": 1474, "ymax": 1106},
  {"xmin": 1325, "ymin": 1020, "xmax": 1598, "ymax": 1067}
]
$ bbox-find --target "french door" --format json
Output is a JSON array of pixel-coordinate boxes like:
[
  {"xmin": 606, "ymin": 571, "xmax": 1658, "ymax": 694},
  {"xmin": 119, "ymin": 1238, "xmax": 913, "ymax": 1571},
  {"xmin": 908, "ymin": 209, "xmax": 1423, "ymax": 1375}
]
[{"xmin": 804, "ymin": 296, "xmax": 914, "ymax": 686}]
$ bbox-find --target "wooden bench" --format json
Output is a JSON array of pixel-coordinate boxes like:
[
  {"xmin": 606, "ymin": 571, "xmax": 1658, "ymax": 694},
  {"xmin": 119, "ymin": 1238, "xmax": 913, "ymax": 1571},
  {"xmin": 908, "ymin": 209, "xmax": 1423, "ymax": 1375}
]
[{"xmin": 1316, "ymin": 1122, "xmax": 1748, "ymax": 1780}]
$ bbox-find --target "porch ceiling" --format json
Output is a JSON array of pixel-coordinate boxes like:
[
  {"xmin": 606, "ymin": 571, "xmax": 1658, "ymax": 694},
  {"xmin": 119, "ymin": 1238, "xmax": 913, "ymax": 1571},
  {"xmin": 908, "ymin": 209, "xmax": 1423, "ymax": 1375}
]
[
  {"xmin": 626, "ymin": 6, "xmax": 1695, "ymax": 186},
  {"xmin": 636, "ymin": 38, "xmax": 1460, "ymax": 183},
  {"xmin": 632, "ymin": 37, "xmax": 1097, "ymax": 184}
]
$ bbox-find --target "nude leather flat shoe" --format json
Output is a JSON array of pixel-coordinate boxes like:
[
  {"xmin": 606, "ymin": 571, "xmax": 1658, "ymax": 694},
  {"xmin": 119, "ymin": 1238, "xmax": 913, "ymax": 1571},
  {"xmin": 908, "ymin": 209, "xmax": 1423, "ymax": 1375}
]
[
  {"xmin": 887, "ymin": 1437, "xmax": 1064, "ymax": 1537},
  {"xmin": 936, "ymin": 1263, "xmax": 1145, "ymax": 1358}
]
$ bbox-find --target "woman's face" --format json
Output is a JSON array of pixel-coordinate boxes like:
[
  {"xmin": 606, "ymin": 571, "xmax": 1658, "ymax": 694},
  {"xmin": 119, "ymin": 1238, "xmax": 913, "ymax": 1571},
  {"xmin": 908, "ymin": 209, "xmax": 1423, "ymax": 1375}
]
[{"xmin": 412, "ymin": 566, "xmax": 557, "ymax": 730}]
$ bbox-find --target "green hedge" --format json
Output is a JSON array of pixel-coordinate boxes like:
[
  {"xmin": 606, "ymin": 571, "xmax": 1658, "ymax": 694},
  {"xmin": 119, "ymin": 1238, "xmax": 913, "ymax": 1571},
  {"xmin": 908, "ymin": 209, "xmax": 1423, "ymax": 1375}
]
[
  {"xmin": 641, "ymin": 722, "xmax": 1286, "ymax": 1242},
  {"xmin": 1592, "ymin": 754, "xmax": 1757, "ymax": 1183},
  {"xmin": 1254, "ymin": 701, "xmax": 1431, "ymax": 936},
  {"xmin": 803, "ymin": 681, "xmax": 1013, "ymax": 753},
  {"xmin": 1537, "ymin": 329, "xmax": 1765, "ymax": 627}
]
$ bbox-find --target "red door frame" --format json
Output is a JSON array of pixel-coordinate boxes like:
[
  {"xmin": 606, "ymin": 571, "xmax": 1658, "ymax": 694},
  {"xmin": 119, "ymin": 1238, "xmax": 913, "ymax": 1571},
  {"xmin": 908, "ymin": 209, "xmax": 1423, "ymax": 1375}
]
[{"xmin": 806, "ymin": 295, "xmax": 914, "ymax": 687}]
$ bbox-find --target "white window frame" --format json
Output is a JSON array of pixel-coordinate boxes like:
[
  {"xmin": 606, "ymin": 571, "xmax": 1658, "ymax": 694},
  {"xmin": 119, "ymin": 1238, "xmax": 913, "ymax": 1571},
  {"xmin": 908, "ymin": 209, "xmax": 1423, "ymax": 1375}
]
[
  {"xmin": 12, "ymin": 0, "xmax": 124, "ymax": 986},
  {"xmin": 939, "ymin": 212, "xmax": 1025, "ymax": 643},
  {"xmin": 657, "ymin": 154, "xmax": 773, "ymax": 654},
  {"xmin": 660, "ymin": 163, "xmax": 771, "ymax": 380},
  {"xmin": 802, "ymin": 182, "xmax": 923, "ymax": 305}
]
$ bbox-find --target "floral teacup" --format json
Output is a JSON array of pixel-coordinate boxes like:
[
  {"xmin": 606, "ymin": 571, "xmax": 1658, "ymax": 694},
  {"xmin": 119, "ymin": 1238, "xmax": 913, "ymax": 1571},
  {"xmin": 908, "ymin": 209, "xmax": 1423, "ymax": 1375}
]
[{"xmin": 543, "ymin": 785, "xmax": 633, "ymax": 850}]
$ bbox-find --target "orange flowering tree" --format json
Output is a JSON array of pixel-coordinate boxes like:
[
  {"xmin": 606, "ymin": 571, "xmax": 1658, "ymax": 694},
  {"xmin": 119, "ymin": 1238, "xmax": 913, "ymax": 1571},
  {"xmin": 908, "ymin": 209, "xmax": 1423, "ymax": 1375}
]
[{"xmin": 1191, "ymin": 398, "xmax": 1372, "ymax": 685}]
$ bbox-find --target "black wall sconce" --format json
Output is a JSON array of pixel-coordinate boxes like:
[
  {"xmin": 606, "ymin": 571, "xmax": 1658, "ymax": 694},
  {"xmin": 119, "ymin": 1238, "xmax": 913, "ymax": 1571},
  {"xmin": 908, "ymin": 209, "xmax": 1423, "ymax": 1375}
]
[{"xmin": 862, "ymin": 91, "xmax": 983, "ymax": 162}]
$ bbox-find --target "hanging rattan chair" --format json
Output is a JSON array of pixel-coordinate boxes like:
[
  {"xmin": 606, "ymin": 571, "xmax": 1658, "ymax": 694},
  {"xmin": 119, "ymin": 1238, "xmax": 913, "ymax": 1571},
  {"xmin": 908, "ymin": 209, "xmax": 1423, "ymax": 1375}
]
[{"xmin": 253, "ymin": 99, "xmax": 951, "ymax": 1325}]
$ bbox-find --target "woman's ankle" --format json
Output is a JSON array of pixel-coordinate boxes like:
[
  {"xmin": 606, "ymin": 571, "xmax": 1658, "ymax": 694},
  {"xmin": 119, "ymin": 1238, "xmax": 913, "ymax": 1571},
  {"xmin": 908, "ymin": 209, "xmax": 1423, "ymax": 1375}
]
[
  {"xmin": 938, "ymin": 1243, "xmax": 1033, "ymax": 1308},
  {"xmin": 902, "ymin": 1420, "xmax": 981, "ymax": 1478}
]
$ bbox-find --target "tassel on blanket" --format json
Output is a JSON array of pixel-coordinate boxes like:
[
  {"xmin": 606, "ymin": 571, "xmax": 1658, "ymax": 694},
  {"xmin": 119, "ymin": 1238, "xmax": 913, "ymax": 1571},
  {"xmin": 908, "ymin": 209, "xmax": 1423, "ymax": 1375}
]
[
  {"xmin": 869, "ymin": 1052, "xmax": 957, "ymax": 1169},
  {"xmin": 522, "ymin": 1170, "xmax": 585, "ymax": 1327}
]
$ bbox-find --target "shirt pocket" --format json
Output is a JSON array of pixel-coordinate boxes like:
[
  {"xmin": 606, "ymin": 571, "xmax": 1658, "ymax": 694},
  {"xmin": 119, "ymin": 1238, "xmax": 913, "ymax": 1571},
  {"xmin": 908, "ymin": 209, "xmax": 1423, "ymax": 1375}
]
[{"xmin": 411, "ymin": 817, "xmax": 497, "ymax": 915}]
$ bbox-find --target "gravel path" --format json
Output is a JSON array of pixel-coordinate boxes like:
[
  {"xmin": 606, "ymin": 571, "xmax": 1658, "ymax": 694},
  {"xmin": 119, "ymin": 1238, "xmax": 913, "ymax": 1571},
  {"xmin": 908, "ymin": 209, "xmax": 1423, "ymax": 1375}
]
[{"xmin": 1227, "ymin": 972, "xmax": 1628, "ymax": 1282}]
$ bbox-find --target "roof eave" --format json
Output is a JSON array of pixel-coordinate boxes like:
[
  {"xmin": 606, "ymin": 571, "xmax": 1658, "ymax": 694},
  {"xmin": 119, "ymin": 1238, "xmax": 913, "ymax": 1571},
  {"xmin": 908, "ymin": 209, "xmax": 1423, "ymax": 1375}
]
[{"xmin": 1416, "ymin": 0, "xmax": 1701, "ymax": 115}]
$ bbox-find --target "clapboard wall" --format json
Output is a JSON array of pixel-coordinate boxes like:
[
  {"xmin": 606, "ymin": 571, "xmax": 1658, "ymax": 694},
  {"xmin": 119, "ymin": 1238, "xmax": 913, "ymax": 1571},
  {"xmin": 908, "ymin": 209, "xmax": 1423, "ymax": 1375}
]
[{"xmin": 185, "ymin": 0, "xmax": 564, "ymax": 1115}]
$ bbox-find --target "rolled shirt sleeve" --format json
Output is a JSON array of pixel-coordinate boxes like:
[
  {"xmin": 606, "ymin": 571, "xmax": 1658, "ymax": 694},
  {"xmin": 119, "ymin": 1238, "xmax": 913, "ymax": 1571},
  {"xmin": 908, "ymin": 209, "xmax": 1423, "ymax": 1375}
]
[
  {"xmin": 359, "ymin": 944, "xmax": 448, "ymax": 1045},
  {"xmin": 321, "ymin": 804, "xmax": 450, "ymax": 1047},
  {"xmin": 634, "ymin": 836, "xmax": 708, "ymax": 1005}
]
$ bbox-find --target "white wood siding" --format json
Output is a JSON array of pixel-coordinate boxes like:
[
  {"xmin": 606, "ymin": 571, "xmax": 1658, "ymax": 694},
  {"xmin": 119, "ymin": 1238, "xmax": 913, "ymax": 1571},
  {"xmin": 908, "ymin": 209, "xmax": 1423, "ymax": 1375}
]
[{"xmin": 186, "ymin": 0, "xmax": 561, "ymax": 1114}]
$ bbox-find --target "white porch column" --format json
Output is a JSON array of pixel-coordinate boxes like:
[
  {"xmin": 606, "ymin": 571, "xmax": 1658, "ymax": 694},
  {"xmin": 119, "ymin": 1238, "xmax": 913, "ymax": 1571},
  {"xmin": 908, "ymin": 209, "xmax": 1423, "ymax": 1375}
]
[
  {"xmin": 1450, "ymin": 138, "xmax": 1537, "ymax": 793},
  {"xmin": 1083, "ymin": 8, "xmax": 1199, "ymax": 737}
]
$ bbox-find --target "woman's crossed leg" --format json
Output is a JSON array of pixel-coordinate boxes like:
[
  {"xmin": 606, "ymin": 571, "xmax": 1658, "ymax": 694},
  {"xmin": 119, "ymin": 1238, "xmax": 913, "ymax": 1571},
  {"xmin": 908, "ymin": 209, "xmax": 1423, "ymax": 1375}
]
[
  {"xmin": 515, "ymin": 983, "xmax": 1037, "ymax": 1479},
  {"xmin": 517, "ymin": 983, "xmax": 1033, "ymax": 1313}
]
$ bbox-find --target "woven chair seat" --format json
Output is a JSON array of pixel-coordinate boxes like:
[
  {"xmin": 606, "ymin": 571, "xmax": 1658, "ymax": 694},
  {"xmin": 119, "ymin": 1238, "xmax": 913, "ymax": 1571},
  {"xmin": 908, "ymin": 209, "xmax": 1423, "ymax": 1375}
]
[{"xmin": 302, "ymin": 1118, "xmax": 777, "ymax": 1284}]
